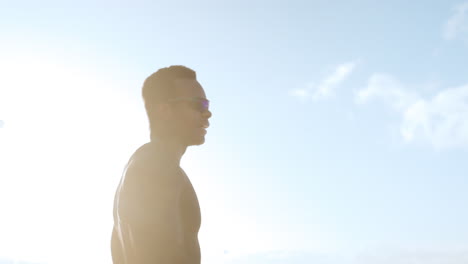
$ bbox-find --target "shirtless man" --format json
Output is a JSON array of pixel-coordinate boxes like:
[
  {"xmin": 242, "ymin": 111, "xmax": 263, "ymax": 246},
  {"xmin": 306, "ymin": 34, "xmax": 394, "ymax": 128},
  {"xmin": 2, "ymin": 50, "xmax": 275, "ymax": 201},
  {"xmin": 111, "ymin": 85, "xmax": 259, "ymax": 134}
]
[{"xmin": 111, "ymin": 66, "xmax": 212, "ymax": 264}]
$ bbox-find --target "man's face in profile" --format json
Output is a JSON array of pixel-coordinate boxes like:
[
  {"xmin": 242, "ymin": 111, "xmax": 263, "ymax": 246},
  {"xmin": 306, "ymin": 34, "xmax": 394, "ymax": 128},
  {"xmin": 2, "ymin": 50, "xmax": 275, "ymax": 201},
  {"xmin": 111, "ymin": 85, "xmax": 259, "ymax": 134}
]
[{"xmin": 167, "ymin": 79, "xmax": 211, "ymax": 146}]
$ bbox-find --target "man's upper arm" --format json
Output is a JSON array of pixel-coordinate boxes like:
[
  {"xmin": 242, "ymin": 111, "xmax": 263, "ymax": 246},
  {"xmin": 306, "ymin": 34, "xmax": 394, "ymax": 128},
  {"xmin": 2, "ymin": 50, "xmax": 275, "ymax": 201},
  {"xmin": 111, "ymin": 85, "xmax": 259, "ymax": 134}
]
[{"xmin": 117, "ymin": 157, "xmax": 186, "ymax": 263}]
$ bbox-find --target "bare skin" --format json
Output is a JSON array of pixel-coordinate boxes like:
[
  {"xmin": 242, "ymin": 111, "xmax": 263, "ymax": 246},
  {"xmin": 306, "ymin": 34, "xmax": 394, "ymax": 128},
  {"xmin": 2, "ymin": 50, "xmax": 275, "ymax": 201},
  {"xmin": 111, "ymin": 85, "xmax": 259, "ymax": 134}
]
[{"xmin": 112, "ymin": 78, "xmax": 211, "ymax": 264}]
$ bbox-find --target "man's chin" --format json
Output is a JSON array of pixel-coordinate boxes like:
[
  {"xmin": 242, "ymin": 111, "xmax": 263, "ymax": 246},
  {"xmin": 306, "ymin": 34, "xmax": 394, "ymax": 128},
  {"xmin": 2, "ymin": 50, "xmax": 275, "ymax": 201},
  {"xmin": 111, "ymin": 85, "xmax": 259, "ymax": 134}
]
[
  {"xmin": 189, "ymin": 136, "xmax": 206, "ymax": 146},
  {"xmin": 193, "ymin": 137, "xmax": 206, "ymax": 146}
]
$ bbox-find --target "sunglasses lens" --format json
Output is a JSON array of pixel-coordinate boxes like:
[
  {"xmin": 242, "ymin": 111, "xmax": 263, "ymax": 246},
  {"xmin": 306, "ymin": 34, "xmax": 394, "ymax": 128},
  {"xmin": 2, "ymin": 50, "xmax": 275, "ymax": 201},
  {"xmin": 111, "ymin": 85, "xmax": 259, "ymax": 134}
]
[
  {"xmin": 201, "ymin": 100, "xmax": 209, "ymax": 111},
  {"xmin": 169, "ymin": 97, "xmax": 209, "ymax": 112},
  {"xmin": 194, "ymin": 100, "xmax": 209, "ymax": 112},
  {"xmin": 187, "ymin": 100, "xmax": 209, "ymax": 112}
]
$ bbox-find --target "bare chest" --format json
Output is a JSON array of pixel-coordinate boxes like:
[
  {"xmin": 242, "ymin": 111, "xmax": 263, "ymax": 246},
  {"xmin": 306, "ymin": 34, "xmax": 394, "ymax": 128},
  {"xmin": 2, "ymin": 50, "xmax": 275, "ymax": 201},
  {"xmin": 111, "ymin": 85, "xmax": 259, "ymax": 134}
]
[{"xmin": 179, "ymin": 171, "xmax": 201, "ymax": 234}]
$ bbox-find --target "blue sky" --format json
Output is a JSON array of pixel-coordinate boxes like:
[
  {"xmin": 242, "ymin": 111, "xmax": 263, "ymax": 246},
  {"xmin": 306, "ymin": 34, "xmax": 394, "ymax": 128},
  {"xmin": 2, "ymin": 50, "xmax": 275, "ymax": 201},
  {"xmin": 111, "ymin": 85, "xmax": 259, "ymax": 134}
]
[{"xmin": 1, "ymin": 0, "xmax": 468, "ymax": 263}]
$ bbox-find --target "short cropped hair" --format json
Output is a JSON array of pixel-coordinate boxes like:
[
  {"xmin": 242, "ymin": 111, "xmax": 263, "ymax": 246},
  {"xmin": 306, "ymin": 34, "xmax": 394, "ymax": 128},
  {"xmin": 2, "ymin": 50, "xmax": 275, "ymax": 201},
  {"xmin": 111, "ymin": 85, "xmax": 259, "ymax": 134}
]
[{"xmin": 142, "ymin": 65, "xmax": 197, "ymax": 138}]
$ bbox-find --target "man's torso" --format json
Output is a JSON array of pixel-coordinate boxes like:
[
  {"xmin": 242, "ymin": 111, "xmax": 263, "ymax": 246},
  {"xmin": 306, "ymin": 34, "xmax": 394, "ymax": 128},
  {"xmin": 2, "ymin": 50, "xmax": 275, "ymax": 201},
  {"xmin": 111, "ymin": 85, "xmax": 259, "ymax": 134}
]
[{"xmin": 111, "ymin": 142, "xmax": 201, "ymax": 264}]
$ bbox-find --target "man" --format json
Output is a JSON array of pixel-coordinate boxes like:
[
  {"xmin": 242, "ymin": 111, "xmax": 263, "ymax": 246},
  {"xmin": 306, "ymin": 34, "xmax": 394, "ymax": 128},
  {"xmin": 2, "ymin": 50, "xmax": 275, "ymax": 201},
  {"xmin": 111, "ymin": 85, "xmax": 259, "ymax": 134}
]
[{"xmin": 111, "ymin": 65, "xmax": 212, "ymax": 264}]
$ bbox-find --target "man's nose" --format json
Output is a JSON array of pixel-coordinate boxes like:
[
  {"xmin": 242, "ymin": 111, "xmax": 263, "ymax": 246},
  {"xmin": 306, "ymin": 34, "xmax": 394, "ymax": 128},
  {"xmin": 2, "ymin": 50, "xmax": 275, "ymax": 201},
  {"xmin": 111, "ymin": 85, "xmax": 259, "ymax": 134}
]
[{"xmin": 202, "ymin": 109, "xmax": 212, "ymax": 119}]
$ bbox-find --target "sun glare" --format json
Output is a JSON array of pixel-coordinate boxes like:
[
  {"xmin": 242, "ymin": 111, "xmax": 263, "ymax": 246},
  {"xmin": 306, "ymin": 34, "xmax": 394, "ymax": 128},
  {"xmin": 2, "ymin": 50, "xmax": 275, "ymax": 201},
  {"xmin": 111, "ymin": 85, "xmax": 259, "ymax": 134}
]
[
  {"xmin": 1, "ymin": 52, "xmax": 263, "ymax": 264},
  {"xmin": 0, "ymin": 54, "xmax": 147, "ymax": 264}
]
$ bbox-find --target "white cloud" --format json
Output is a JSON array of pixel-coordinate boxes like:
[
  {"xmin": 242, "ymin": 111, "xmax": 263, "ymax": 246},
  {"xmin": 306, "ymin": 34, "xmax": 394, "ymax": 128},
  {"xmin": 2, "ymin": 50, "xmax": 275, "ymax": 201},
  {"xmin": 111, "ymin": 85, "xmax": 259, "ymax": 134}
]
[
  {"xmin": 355, "ymin": 73, "xmax": 418, "ymax": 111},
  {"xmin": 290, "ymin": 61, "xmax": 357, "ymax": 101},
  {"xmin": 313, "ymin": 62, "xmax": 357, "ymax": 100},
  {"xmin": 356, "ymin": 74, "xmax": 468, "ymax": 149},
  {"xmin": 401, "ymin": 84, "xmax": 468, "ymax": 149},
  {"xmin": 443, "ymin": 2, "xmax": 468, "ymax": 40},
  {"xmin": 289, "ymin": 88, "xmax": 311, "ymax": 100}
]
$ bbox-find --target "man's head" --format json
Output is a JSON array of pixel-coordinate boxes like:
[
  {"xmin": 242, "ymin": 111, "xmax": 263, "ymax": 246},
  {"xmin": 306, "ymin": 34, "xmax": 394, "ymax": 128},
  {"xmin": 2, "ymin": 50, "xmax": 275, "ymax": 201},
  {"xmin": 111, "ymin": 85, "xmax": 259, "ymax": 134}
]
[{"xmin": 142, "ymin": 65, "xmax": 212, "ymax": 146}]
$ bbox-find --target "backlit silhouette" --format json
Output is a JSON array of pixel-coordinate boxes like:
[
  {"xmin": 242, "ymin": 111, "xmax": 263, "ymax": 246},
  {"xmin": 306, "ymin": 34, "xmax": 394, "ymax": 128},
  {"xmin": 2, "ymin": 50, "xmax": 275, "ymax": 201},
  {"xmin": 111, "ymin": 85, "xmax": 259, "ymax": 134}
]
[{"xmin": 111, "ymin": 66, "xmax": 212, "ymax": 264}]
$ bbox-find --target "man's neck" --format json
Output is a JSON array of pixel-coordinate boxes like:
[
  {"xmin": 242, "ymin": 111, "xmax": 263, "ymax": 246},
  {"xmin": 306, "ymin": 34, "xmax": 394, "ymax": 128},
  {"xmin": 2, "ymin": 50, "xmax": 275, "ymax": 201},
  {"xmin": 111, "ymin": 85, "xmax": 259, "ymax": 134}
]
[{"xmin": 150, "ymin": 137, "xmax": 187, "ymax": 166}]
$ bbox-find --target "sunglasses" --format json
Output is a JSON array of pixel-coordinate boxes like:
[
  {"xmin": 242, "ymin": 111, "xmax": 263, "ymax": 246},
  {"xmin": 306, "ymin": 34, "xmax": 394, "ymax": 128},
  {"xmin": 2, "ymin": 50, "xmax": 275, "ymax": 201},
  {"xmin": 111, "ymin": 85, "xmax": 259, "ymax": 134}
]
[{"xmin": 167, "ymin": 97, "xmax": 210, "ymax": 112}]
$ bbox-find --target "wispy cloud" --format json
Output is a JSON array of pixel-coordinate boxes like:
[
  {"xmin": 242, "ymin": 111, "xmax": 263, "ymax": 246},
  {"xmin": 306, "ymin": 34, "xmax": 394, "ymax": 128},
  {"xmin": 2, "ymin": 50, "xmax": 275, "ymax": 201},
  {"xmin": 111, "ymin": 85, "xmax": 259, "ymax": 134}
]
[
  {"xmin": 355, "ymin": 73, "xmax": 418, "ymax": 111},
  {"xmin": 400, "ymin": 84, "xmax": 468, "ymax": 148},
  {"xmin": 289, "ymin": 88, "xmax": 311, "ymax": 101},
  {"xmin": 222, "ymin": 246, "xmax": 468, "ymax": 264},
  {"xmin": 224, "ymin": 250, "xmax": 344, "ymax": 264},
  {"xmin": 443, "ymin": 2, "xmax": 468, "ymax": 40},
  {"xmin": 290, "ymin": 61, "xmax": 357, "ymax": 101},
  {"xmin": 356, "ymin": 73, "xmax": 468, "ymax": 149},
  {"xmin": 354, "ymin": 246, "xmax": 468, "ymax": 264},
  {"xmin": 313, "ymin": 62, "xmax": 357, "ymax": 100}
]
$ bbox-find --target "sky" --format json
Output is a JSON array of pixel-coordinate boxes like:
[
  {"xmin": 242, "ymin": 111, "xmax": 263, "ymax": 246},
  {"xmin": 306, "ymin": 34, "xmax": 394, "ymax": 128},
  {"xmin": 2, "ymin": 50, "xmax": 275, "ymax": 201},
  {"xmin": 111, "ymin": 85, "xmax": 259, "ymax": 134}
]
[{"xmin": 1, "ymin": 0, "xmax": 468, "ymax": 263}]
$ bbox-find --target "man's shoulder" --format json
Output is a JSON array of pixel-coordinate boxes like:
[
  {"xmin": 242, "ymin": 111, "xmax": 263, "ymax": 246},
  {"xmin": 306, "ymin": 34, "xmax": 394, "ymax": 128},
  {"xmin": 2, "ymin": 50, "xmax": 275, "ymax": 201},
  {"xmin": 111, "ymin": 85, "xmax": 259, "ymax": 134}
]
[
  {"xmin": 128, "ymin": 142, "xmax": 165, "ymax": 167},
  {"xmin": 123, "ymin": 142, "xmax": 179, "ymax": 184},
  {"xmin": 130, "ymin": 142, "xmax": 158, "ymax": 161}
]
